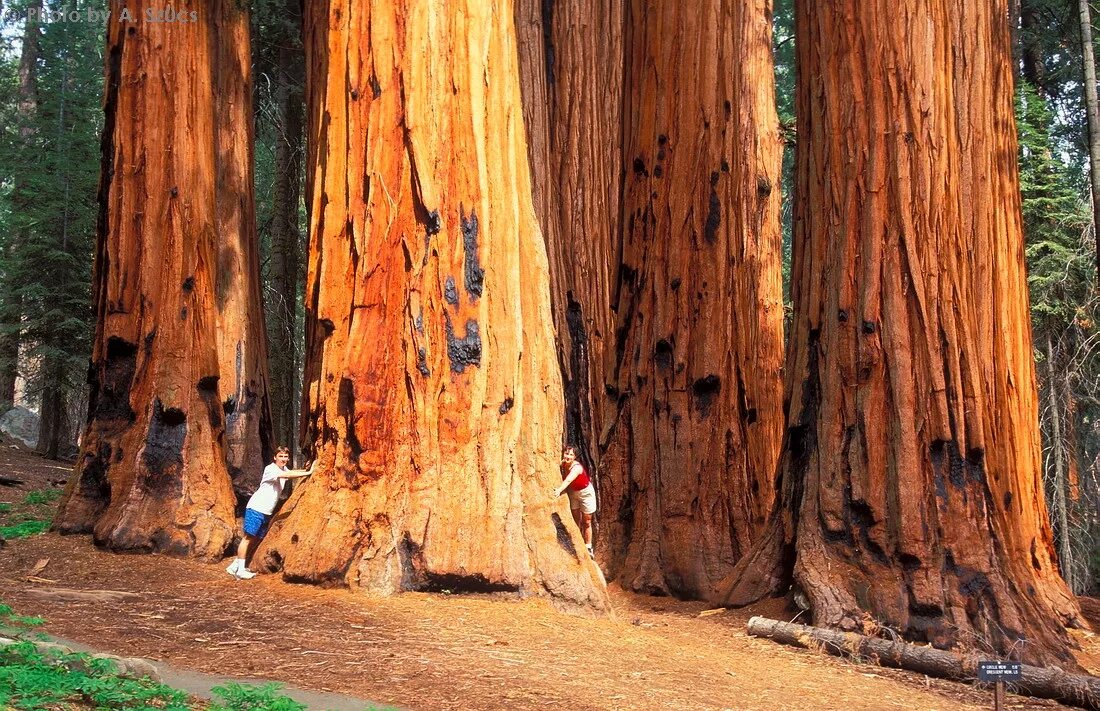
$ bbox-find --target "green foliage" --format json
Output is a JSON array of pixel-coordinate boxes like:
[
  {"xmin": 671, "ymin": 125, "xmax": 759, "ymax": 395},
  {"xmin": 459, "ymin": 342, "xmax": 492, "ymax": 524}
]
[
  {"xmin": 0, "ymin": 0, "xmax": 106, "ymax": 436},
  {"xmin": 22, "ymin": 488, "xmax": 61, "ymax": 506},
  {"xmin": 1017, "ymin": 82, "xmax": 1094, "ymax": 333},
  {"xmin": 208, "ymin": 682, "xmax": 306, "ymax": 711},
  {"xmin": 0, "ymin": 519, "xmax": 49, "ymax": 539},
  {"xmin": 0, "ymin": 639, "xmax": 192, "ymax": 710}
]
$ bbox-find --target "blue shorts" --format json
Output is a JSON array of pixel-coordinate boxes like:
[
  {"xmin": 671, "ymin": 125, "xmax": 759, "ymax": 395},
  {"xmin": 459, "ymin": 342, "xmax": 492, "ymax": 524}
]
[{"xmin": 243, "ymin": 508, "xmax": 270, "ymax": 537}]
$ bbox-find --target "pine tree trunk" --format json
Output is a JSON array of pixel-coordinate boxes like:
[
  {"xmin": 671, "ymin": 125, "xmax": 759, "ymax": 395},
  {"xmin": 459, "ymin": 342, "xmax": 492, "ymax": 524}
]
[
  {"xmin": 55, "ymin": 0, "xmax": 266, "ymax": 560},
  {"xmin": 1079, "ymin": 0, "xmax": 1100, "ymax": 279},
  {"xmin": 212, "ymin": 0, "xmax": 274, "ymax": 498},
  {"xmin": 596, "ymin": 0, "xmax": 785, "ymax": 599},
  {"xmin": 718, "ymin": 0, "xmax": 1083, "ymax": 668},
  {"xmin": 268, "ymin": 0, "xmax": 305, "ymax": 460},
  {"xmin": 1045, "ymin": 337, "xmax": 1075, "ymax": 591},
  {"xmin": 515, "ymin": 0, "xmax": 624, "ymax": 476},
  {"xmin": 35, "ymin": 356, "xmax": 63, "ymax": 460},
  {"xmin": 252, "ymin": 0, "xmax": 608, "ymax": 612}
]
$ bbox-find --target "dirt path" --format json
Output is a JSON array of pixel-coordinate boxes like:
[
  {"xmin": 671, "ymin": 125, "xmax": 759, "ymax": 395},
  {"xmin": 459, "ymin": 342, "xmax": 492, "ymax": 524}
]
[{"xmin": 0, "ymin": 532, "xmax": 1084, "ymax": 711}]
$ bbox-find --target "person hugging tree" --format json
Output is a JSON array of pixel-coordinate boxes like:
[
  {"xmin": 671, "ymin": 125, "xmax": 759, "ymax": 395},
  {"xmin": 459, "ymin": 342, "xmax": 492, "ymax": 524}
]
[
  {"xmin": 225, "ymin": 446, "xmax": 314, "ymax": 580},
  {"xmin": 552, "ymin": 444, "xmax": 596, "ymax": 558}
]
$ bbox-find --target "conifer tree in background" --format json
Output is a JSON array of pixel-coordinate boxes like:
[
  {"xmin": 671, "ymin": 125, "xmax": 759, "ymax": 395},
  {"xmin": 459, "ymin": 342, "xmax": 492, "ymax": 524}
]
[
  {"xmin": 1018, "ymin": 81, "xmax": 1100, "ymax": 593},
  {"xmin": 0, "ymin": 0, "xmax": 102, "ymax": 456}
]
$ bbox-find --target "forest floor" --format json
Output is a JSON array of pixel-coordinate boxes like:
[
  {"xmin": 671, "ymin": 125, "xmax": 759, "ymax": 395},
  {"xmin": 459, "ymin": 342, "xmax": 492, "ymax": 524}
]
[{"xmin": 1, "ymin": 445, "xmax": 1098, "ymax": 711}]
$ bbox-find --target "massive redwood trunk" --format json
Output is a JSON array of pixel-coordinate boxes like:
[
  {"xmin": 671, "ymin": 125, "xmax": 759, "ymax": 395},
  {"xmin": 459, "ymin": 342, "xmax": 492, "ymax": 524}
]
[
  {"xmin": 718, "ymin": 0, "xmax": 1084, "ymax": 667},
  {"xmin": 253, "ymin": 0, "xmax": 608, "ymax": 612},
  {"xmin": 597, "ymin": 0, "xmax": 785, "ymax": 598},
  {"xmin": 55, "ymin": 0, "xmax": 269, "ymax": 559},
  {"xmin": 515, "ymin": 0, "xmax": 624, "ymax": 471}
]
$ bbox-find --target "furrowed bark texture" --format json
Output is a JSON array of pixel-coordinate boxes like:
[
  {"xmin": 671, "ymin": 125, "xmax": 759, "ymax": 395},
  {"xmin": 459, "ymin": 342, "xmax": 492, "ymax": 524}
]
[
  {"xmin": 212, "ymin": 1, "xmax": 275, "ymax": 497},
  {"xmin": 254, "ymin": 0, "xmax": 609, "ymax": 612},
  {"xmin": 720, "ymin": 0, "xmax": 1083, "ymax": 667},
  {"xmin": 55, "ymin": 0, "xmax": 268, "ymax": 559},
  {"xmin": 597, "ymin": 0, "xmax": 785, "ymax": 599},
  {"xmin": 515, "ymin": 0, "xmax": 624, "ymax": 471}
]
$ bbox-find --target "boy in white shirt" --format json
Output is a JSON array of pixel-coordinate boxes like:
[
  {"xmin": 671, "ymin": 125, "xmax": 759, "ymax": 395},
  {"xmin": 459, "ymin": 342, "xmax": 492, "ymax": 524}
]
[{"xmin": 226, "ymin": 447, "xmax": 314, "ymax": 579}]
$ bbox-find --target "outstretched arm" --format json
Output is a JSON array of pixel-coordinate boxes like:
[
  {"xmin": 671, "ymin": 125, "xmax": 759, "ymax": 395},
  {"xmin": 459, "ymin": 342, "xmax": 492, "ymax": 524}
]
[
  {"xmin": 554, "ymin": 463, "xmax": 582, "ymax": 497},
  {"xmin": 282, "ymin": 459, "xmax": 317, "ymax": 480}
]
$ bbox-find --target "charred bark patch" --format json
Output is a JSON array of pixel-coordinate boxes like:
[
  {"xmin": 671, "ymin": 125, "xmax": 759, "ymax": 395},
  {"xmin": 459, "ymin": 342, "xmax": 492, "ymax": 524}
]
[
  {"xmin": 416, "ymin": 347, "xmax": 430, "ymax": 377},
  {"xmin": 443, "ymin": 276, "xmax": 459, "ymax": 305},
  {"xmin": 337, "ymin": 377, "xmax": 363, "ymax": 458},
  {"xmin": 704, "ymin": 189, "xmax": 721, "ymax": 244},
  {"xmin": 92, "ymin": 337, "xmax": 138, "ymax": 422},
  {"xmin": 551, "ymin": 512, "xmax": 578, "ymax": 558},
  {"xmin": 461, "ymin": 208, "xmax": 484, "ymax": 298},
  {"xmin": 757, "ymin": 176, "xmax": 772, "ymax": 196},
  {"xmin": 444, "ymin": 314, "xmax": 482, "ymax": 373},
  {"xmin": 691, "ymin": 374, "xmax": 721, "ymax": 415},
  {"xmin": 654, "ymin": 339, "xmax": 673, "ymax": 371},
  {"xmin": 370, "ymin": 74, "xmax": 382, "ymax": 98},
  {"xmin": 320, "ymin": 318, "xmax": 335, "ymax": 337},
  {"xmin": 197, "ymin": 375, "xmax": 222, "ymax": 430},
  {"xmin": 633, "ymin": 157, "xmax": 648, "ymax": 176},
  {"xmin": 182, "ymin": 276, "xmax": 195, "ymax": 292},
  {"xmin": 142, "ymin": 399, "xmax": 186, "ymax": 494},
  {"xmin": 499, "ymin": 397, "xmax": 513, "ymax": 415}
]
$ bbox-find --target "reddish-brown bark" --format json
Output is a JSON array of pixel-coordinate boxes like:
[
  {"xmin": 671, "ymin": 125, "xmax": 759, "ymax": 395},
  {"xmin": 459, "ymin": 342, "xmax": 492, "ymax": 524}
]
[
  {"xmin": 55, "ymin": 0, "xmax": 269, "ymax": 559},
  {"xmin": 597, "ymin": 0, "xmax": 786, "ymax": 599},
  {"xmin": 516, "ymin": 0, "xmax": 624, "ymax": 470},
  {"xmin": 252, "ymin": 0, "xmax": 608, "ymax": 612},
  {"xmin": 717, "ymin": 0, "xmax": 1084, "ymax": 667}
]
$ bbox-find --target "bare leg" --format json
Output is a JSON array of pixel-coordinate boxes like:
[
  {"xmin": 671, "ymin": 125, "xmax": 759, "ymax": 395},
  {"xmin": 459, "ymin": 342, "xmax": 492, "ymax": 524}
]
[
  {"xmin": 236, "ymin": 534, "xmax": 254, "ymax": 565},
  {"xmin": 580, "ymin": 512, "xmax": 593, "ymax": 547}
]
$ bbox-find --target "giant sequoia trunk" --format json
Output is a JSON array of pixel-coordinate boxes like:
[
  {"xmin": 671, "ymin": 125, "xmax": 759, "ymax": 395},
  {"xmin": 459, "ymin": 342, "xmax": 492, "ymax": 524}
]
[
  {"xmin": 55, "ymin": 0, "xmax": 270, "ymax": 559},
  {"xmin": 515, "ymin": 0, "xmax": 624, "ymax": 472},
  {"xmin": 252, "ymin": 0, "xmax": 608, "ymax": 612},
  {"xmin": 597, "ymin": 0, "xmax": 785, "ymax": 598},
  {"xmin": 718, "ymin": 0, "xmax": 1084, "ymax": 667}
]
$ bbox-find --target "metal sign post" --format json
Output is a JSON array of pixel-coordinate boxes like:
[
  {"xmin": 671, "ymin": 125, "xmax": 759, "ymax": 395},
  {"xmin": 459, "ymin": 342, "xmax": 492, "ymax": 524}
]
[{"xmin": 977, "ymin": 661, "xmax": 1022, "ymax": 711}]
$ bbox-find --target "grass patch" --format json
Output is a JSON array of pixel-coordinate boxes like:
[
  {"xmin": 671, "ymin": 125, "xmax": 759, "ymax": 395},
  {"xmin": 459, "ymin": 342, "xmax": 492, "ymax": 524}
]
[
  {"xmin": 0, "ymin": 487, "xmax": 61, "ymax": 541},
  {"xmin": 0, "ymin": 519, "xmax": 50, "ymax": 539},
  {"xmin": 22, "ymin": 488, "xmax": 62, "ymax": 506},
  {"xmin": 1, "ymin": 601, "xmax": 390, "ymax": 710}
]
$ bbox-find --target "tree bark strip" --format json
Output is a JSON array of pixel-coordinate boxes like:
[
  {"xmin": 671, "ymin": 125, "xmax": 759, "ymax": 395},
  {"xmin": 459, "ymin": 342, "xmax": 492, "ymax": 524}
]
[
  {"xmin": 515, "ymin": 0, "xmax": 625, "ymax": 475},
  {"xmin": 253, "ymin": 0, "xmax": 609, "ymax": 612},
  {"xmin": 212, "ymin": 0, "xmax": 275, "ymax": 497},
  {"xmin": 718, "ymin": 0, "xmax": 1083, "ymax": 667},
  {"xmin": 598, "ymin": 0, "xmax": 785, "ymax": 599},
  {"xmin": 55, "ymin": 0, "xmax": 267, "ymax": 560},
  {"xmin": 1079, "ymin": 0, "xmax": 1100, "ymax": 279}
]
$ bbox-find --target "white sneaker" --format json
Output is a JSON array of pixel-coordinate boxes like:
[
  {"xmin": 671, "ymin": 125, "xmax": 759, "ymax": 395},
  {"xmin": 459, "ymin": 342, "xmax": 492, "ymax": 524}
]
[
  {"xmin": 225, "ymin": 559, "xmax": 241, "ymax": 576},
  {"xmin": 234, "ymin": 567, "xmax": 256, "ymax": 580}
]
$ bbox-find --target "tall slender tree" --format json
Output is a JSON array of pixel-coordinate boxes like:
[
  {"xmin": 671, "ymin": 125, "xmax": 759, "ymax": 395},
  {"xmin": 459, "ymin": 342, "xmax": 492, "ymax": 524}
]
[
  {"xmin": 1077, "ymin": 0, "xmax": 1100, "ymax": 278},
  {"xmin": 251, "ymin": 0, "xmax": 609, "ymax": 612},
  {"xmin": 718, "ymin": 0, "xmax": 1084, "ymax": 667},
  {"xmin": 597, "ymin": 0, "xmax": 785, "ymax": 599},
  {"xmin": 55, "ymin": 0, "xmax": 270, "ymax": 559}
]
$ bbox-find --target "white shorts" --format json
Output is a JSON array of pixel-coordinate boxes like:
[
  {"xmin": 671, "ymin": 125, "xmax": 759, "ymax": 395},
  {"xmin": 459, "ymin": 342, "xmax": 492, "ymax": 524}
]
[{"xmin": 567, "ymin": 483, "xmax": 597, "ymax": 515}]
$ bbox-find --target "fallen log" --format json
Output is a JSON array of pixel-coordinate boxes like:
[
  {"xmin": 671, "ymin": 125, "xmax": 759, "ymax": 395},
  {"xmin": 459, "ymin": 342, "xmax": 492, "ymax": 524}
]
[
  {"xmin": 746, "ymin": 616, "xmax": 1100, "ymax": 710},
  {"xmin": 0, "ymin": 476, "xmax": 24, "ymax": 486}
]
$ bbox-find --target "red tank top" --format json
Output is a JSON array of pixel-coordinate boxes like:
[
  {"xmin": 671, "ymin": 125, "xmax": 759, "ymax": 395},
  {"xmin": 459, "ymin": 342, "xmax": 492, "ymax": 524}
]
[{"xmin": 561, "ymin": 462, "xmax": 590, "ymax": 491}]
